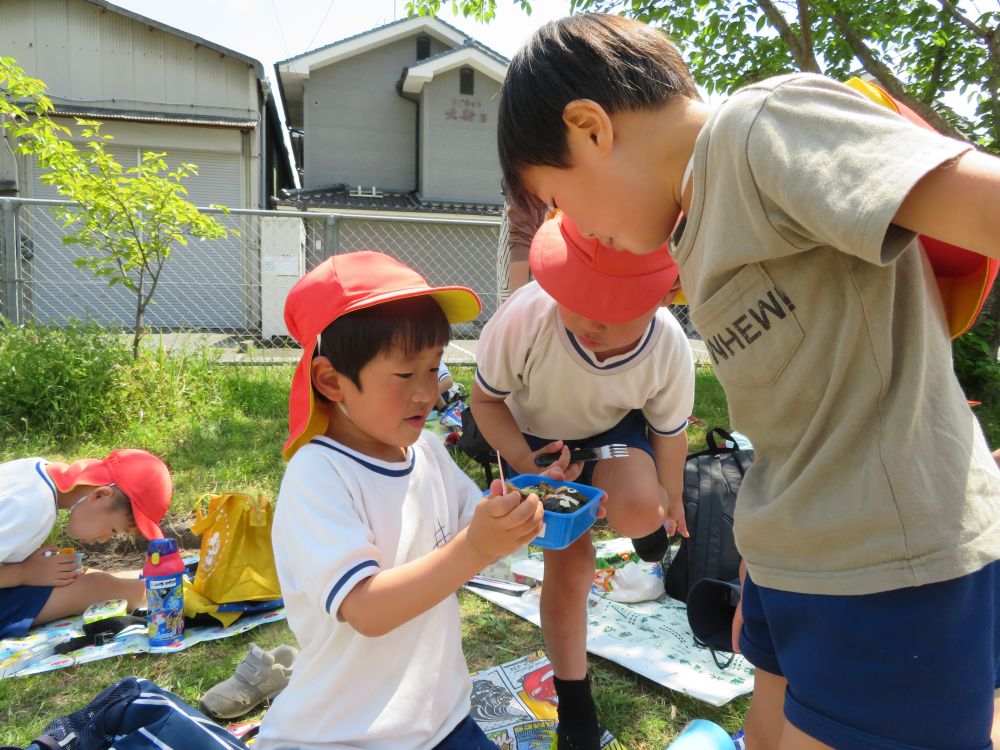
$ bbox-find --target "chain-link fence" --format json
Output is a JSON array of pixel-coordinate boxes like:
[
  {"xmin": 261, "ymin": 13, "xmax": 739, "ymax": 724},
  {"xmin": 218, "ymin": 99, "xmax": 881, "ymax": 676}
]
[{"xmin": 0, "ymin": 197, "xmax": 695, "ymax": 347}]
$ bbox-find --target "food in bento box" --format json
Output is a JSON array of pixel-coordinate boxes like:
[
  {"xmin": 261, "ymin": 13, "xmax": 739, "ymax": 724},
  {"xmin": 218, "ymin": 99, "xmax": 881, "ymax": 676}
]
[{"xmin": 504, "ymin": 481, "xmax": 590, "ymax": 514}]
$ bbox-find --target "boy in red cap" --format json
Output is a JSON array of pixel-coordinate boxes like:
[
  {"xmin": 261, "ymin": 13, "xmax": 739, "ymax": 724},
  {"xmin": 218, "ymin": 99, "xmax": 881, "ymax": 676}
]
[
  {"xmin": 472, "ymin": 211, "xmax": 694, "ymax": 750},
  {"xmin": 497, "ymin": 13, "xmax": 1000, "ymax": 750},
  {"xmin": 257, "ymin": 251, "xmax": 574, "ymax": 750},
  {"xmin": 0, "ymin": 448, "xmax": 172, "ymax": 637}
]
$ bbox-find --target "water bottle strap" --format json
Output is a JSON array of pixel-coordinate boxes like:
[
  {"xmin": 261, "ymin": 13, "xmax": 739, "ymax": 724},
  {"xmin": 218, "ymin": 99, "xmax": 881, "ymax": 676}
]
[{"xmin": 53, "ymin": 615, "xmax": 146, "ymax": 653}]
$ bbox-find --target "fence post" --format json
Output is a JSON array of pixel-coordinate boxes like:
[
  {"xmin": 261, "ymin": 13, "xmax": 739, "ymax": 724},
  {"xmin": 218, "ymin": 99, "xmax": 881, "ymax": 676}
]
[
  {"xmin": 0, "ymin": 198, "xmax": 21, "ymax": 325},
  {"xmin": 323, "ymin": 214, "xmax": 339, "ymax": 257}
]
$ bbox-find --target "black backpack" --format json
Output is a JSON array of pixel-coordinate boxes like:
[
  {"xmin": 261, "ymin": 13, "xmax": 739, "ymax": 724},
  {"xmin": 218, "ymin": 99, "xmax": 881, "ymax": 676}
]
[
  {"xmin": 455, "ymin": 405, "xmax": 499, "ymax": 483},
  {"xmin": 663, "ymin": 427, "xmax": 753, "ymax": 604}
]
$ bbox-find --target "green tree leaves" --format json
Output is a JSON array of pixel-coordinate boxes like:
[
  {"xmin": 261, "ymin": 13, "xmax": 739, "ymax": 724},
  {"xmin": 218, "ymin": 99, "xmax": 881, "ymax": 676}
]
[
  {"xmin": 407, "ymin": 1, "xmax": 999, "ymax": 151},
  {"xmin": 1, "ymin": 57, "xmax": 229, "ymax": 358}
]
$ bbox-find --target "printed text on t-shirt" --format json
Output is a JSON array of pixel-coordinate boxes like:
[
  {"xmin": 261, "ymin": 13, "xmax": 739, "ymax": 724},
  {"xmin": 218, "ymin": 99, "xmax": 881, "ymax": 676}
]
[{"xmin": 705, "ymin": 287, "xmax": 797, "ymax": 364}]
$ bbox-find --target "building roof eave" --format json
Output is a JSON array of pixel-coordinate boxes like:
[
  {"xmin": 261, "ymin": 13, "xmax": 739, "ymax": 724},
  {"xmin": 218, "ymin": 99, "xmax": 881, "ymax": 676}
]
[
  {"xmin": 276, "ymin": 185, "xmax": 502, "ymax": 217},
  {"xmin": 50, "ymin": 105, "xmax": 258, "ymax": 129},
  {"xmin": 82, "ymin": 0, "xmax": 267, "ymax": 79},
  {"xmin": 400, "ymin": 43, "xmax": 508, "ymax": 96}
]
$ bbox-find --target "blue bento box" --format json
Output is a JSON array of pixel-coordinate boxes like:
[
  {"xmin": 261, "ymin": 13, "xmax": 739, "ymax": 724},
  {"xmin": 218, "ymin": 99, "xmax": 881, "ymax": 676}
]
[{"xmin": 504, "ymin": 474, "xmax": 605, "ymax": 550}]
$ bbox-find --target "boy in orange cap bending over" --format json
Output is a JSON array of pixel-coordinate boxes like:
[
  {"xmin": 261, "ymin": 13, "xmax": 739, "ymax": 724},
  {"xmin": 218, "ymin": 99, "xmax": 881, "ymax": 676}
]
[
  {"xmin": 472, "ymin": 212, "xmax": 694, "ymax": 750},
  {"xmin": 257, "ymin": 251, "xmax": 578, "ymax": 750},
  {"xmin": 0, "ymin": 448, "xmax": 173, "ymax": 637}
]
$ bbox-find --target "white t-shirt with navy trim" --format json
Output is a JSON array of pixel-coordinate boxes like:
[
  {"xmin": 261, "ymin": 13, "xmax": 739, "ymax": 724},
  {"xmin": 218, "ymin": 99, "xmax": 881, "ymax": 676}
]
[
  {"xmin": 0, "ymin": 458, "xmax": 58, "ymax": 564},
  {"xmin": 476, "ymin": 282, "xmax": 695, "ymax": 440},
  {"xmin": 257, "ymin": 432, "xmax": 483, "ymax": 750}
]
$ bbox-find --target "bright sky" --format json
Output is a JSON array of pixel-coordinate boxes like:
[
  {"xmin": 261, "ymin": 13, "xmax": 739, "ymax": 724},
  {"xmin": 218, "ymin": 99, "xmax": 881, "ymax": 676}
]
[{"xmin": 111, "ymin": 0, "xmax": 574, "ymax": 66}]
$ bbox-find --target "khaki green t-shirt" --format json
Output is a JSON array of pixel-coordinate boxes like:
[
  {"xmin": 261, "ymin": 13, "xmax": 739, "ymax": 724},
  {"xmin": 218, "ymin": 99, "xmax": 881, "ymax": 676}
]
[{"xmin": 673, "ymin": 74, "xmax": 1000, "ymax": 595}]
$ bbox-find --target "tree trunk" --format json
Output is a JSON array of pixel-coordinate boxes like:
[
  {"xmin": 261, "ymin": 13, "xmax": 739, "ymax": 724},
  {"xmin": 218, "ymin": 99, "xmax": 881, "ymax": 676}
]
[
  {"xmin": 132, "ymin": 275, "xmax": 144, "ymax": 360},
  {"xmin": 756, "ymin": 0, "xmax": 821, "ymax": 72}
]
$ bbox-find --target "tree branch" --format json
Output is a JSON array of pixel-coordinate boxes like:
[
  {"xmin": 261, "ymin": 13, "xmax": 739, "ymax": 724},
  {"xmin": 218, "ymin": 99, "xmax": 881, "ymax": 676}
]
[
  {"xmin": 797, "ymin": 0, "xmax": 818, "ymax": 72},
  {"xmin": 924, "ymin": 35, "xmax": 949, "ymax": 103},
  {"xmin": 831, "ymin": 8, "xmax": 969, "ymax": 141},
  {"xmin": 755, "ymin": 0, "xmax": 819, "ymax": 71},
  {"xmin": 935, "ymin": 0, "xmax": 986, "ymax": 37}
]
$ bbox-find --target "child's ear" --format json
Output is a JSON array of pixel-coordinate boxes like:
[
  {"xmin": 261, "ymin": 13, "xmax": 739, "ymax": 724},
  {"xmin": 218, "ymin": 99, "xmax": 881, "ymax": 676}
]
[
  {"xmin": 84, "ymin": 485, "xmax": 115, "ymax": 506},
  {"xmin": 311, "ymin": 355, "xmax": 346, "ymax": 403},
  {"xmin": 562, "ymin": 99, "xmax": 614, "ymax": 156}
]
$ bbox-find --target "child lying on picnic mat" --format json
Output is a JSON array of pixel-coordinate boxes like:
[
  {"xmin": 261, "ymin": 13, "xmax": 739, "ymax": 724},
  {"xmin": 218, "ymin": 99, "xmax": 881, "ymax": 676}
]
[{"xmin": 0, "ymin": 449, "xmax": 172, "ymax": 638}]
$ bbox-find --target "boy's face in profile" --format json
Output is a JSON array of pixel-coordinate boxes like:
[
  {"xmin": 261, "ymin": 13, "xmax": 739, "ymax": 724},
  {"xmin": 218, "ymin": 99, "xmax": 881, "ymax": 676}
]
[
  {"xmin": 67, "ymin": 486, "xmax": 135, "ymax": 545},
  {"xmin": 321, "ymin": 342, "xmax": 444, "ymax": 459},
  {"xmin": 519, "ymin": 101, "xmax": 680, "ymax": 255}
]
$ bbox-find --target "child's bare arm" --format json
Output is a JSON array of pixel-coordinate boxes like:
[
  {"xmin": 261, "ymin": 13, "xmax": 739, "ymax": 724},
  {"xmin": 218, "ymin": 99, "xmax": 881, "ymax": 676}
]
[
  {"xmin": 0, "ymin": 547, "xmax": 79, "ymax": 588},
  {"xmin": 471, "ymin": 383, "xmax": 567, "ymax": 474},
  {"xmin": 337, "ymin": 489, "xmax": 543, "ymax": 637},
  {"xmin": 894, "ymin": 149, "xmax": 1000, "ymax": 260},
  {"xmin": 650, "ymin": 431, "xmax": 689, "ymax": 537}
]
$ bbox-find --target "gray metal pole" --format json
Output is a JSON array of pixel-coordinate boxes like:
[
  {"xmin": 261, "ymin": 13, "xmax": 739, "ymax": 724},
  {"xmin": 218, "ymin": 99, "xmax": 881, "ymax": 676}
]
[
  {"xmin": 0, "ymin": 198, "xmax": 20, "ymax": 324},
  {"xmin": 323, "ymin": 214, "xmax": 339, "ymax": 257}
]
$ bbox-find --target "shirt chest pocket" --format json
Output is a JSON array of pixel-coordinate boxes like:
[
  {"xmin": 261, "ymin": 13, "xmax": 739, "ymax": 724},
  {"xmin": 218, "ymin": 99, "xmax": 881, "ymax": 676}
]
[{"xmin": 690, "ymin": 263, "xmax": 803, "ymax": 388}]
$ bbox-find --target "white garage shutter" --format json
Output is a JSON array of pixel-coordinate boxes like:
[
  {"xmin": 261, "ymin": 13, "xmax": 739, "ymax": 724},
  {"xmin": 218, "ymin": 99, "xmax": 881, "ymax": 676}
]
[
  {"xmin": 24, "ymin": 145, "xmax": 250, "ymax": 331},
  {"xmin": 145, "ymin": 148, "xmax": 247, "ymax": 330}
]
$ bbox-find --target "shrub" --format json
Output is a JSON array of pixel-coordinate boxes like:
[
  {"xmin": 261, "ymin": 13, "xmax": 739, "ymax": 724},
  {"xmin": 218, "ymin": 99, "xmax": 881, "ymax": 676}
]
[
  {"xmin": 0, "ymin": 321, "xmax": 134, "ymax": 439},
  {"xmin": 0, "ymin": 322, "xmax": 220, "ymax": 444},
  {"xmin": 953, "ymin": 321, "xmax": 1000, "ymax": 406}
]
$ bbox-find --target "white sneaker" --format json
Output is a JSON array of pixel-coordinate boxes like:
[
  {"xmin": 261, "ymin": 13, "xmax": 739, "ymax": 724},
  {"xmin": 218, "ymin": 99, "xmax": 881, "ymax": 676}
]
[{"xmin": 199, "ymin": 643, "xmax": 297, "ymax": 719}]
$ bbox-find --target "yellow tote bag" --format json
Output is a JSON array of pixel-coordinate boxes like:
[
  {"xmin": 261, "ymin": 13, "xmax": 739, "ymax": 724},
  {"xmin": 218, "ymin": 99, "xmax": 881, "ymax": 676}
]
[{"xmin": 190, "ymin": 492, "xmax": 281, "ymax": 604}]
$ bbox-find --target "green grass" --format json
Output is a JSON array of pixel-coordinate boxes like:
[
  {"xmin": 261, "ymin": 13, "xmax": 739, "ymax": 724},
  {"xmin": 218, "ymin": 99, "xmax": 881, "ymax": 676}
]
[
  {"xmin": 0, "ymin": 344, "xmax": 743, "ymax": 748},
  {"xmin": 3, "ymin": 329, "xmax": 995, "ymax": 748}
]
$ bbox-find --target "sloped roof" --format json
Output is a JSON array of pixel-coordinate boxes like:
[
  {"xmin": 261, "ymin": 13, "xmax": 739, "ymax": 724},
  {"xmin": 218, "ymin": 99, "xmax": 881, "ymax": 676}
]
[
  {"xmin": 276, "ymin": 15, "xmax": 507, "ymax": 132},
  {"xmin": 412, "ymin": 38, "xmax": 508, "ymax": 68},
  {"xmin": 277, "ymin": 16, "xmax": 471, "ymax": 75},
  {"xmin": 82, "ymin": 0, "xmax": 266, "ymax": 79},
  {"xmin": 276, "ymin": 15, "xmax": 475, "ymax": 68},
  {"xmin": 51, "ymin": 105, "xmax": 257, "ymax": 129},
  {"xmin": 276, "ymin": 184, "xmax": 502, "ymax": 217},
  {"xmin": 400, "ymin": 40, "xmax": 508, "ymax": 96}
]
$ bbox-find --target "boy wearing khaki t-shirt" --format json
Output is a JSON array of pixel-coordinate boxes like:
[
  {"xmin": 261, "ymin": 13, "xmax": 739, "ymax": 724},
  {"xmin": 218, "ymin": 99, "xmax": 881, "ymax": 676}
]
[{"xmin": 497, "ymin": 14, "xmax": 1000, "ymax": 750}]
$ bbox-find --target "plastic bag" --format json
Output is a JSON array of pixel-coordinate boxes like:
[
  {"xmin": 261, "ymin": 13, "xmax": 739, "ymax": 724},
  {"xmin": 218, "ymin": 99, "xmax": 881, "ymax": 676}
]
[
  {"xmin": 592, "ymin": 544, "xmax": 665, "ymax": 603},
  {"xmin": 190, "ymin": 493, "xmax": 281, "ymax": 605}
]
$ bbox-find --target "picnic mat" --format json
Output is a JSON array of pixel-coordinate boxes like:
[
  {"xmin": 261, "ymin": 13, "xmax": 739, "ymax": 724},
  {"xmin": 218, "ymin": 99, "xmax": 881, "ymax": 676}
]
[
  {"xmin": 225, "ymin": 651, "xmax": 624, "ymax": 748},
  {"xmin": 467, "ymin": 538, "xmax": 755, "ymax": 707},
  {"xmin": 1, "ymin": 607, "xmax": 287, "ymax": 679},
  {"xmin": 471, "ymin": 651, "xmax": 624, "ymax": 749}
]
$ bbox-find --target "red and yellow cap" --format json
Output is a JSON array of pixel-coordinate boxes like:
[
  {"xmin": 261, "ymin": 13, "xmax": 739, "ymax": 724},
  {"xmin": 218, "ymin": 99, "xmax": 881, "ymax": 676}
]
[
  {"xmin": 282, "ymin": 251, "xmax": 481, "ymax": 460},
  {"xmin": 47, "ymin": 449, "xmax": 172, "ymax": 540},
  {"xmin": 529, "ymin": 212, "xmax": 680, "ymax": 324}
]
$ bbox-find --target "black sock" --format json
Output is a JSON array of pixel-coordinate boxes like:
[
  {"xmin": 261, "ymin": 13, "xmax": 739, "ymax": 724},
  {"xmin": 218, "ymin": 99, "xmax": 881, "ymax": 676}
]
[
  {"xmin": 553, "ymin": 675, "xmax": 601, "ymax": 750},
  {"xmin": 631, "ymin": 525, "xmax": 670, "ymax": 563}
]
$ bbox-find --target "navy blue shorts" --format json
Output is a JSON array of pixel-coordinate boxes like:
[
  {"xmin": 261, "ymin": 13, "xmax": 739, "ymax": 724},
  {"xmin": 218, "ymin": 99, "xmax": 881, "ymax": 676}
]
[
  {"xmin": 504, "ymin": 409, "xmax": 654, "ymax": 485},
  {"xmin": 739, "ymin": 560, "xmax": 1000, "ymax": 750},
  {"xmin": 434, "ymin": 715, "xmax": 498, "ymax": 749},
  {"xmin": 0, "ymin": 584, "xmax": 53, "ymax": 638}
]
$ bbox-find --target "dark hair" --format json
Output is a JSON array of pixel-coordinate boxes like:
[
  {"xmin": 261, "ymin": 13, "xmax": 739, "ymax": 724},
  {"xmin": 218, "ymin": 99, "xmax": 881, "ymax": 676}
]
[
  {"xmin": 109, "ymin": 486, "xmax": 138, "ymax": 532},
  {"xmin": 317, "ymin": 295, "xmax": 451, "ymax": 389},
  {"xmin": 498, "ymin": 14, "xmax": 698, "ymax": 209}
]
